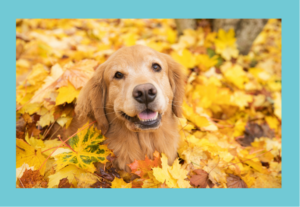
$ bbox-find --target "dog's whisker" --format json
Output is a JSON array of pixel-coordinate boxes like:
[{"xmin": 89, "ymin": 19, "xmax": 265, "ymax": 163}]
[
  {"xmin": 94, "ymin": 107, "xmax": 114, "ymax": 110},
  {"xmin": 108, "ymin": 116, "xmax": 119, "ymax": 125},
  {"xmin": 94, "ymin": 112, "xmax": 116, "ymax": 119},
  {"xmin": 168, "ymin": 103, "xmax": 183, "ymax": 107}
]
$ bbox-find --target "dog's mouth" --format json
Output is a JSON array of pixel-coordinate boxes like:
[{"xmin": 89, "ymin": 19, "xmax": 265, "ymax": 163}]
[{"xmin": 121, "ymin": 109, "xmax": 161, "ymax": 129}]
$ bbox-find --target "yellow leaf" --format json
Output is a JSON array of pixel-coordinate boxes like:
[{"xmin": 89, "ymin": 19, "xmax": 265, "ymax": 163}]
[
  {"xmin": 153, "ymin": 154, "xmax": 178, "ymax": 188},
  {"xmin": 203, "ymin": 158, "xmax": 227, "ymax": 185},
  {"xmin": 273, "ymin": 92, "xmax": 281, "ymax": 120},
  {"xmin": 196, "ymin": 54, "xmax": 219, "ymax": 71},
  {"xmin": 25, "ymin": 136, "xmax": 45, "ymax": 149},
  {"xmin": 18, "ymin": 103, "xmax": 42, "ymax": 115},
  {"xmin": 41, "ymin": 139, "xmax": 72, "ymax": 157},
  {"xmin": 56, "ymin": 116, "xmax": 73, "ymax": 128},
  {"xmin": 181, "ymin": 147, "xmax": 207, "ymax": 165},
  {"xmin": 30, "ymin": 64, "xmax": 64, "ymax": 103},
  {"xmin": 56, "ymin": 83, "xmax": 80, "ymax": 105},
  {"xmin": 168, "ymin": 159, "xmax": 191, "ymax": 188},
  {"xmin": 171, "ymin": 49, "xmax": 196, "ymax": 72},
  {"xmin": 111, "ymin": 178, "xmax": 132, "ymax": 188},
  {"xmin": 166, "ymin": 27, "xmax": 177, "ymax": 43},
  {"xmin": 249, "ymin": 172, "xmax": 281, "ymax": 188},
  {"xmin": 16, "ymin": 139, "xmax": 47, "ymax": 175},
  {"xmin": 230, "ymin": 91, "xmax": 253, "ymax": 110},
  {"xmin": 38, "ymin": 110, "xmax": 54, "ymax": 127},
  {"xmin": 142, "ymin": 172, "xmax": 162, "ymax": 188},
  {"xmin": 48, "ymin": 165, "xmax": 85, "ymax": 188},
  {"xmin": 123, "ymin": 32, "xmax": 137, "ymax": 46},
  {"xmin": 26, "ymin": 64, "xmax": 49, "ymax": 85},
  {"xmin": 233, "ymin": 119, "xmax": 246, "ymax": 137},
  {"xmin": 55, "ymin": 123, "xmax": 112, "ymax": 173},
  {"xmin": 265, "ymin": 116, "xmax": 279, "ymax": 130},
  {"xmin": 75, "ymin": 173, "xmax": 100, "ymax": 188},
  {"xmin": 215, "ymin": 29, "xmax": 239, "ymax": 60},
  {"xmin": 223, "ymin": 65, "xmax": 248, "ymax": 89},
  {"xmin": 153, "ymin": 153, "xmax": 190, "ymax": 188},
  {"xmin": 182, "ymin": 102, "xmax": 211, "ymax": 128}
]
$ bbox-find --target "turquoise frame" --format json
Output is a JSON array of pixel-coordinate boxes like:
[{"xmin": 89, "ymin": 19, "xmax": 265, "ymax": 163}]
[{"xmin": 1, "ymin": 0, "xmax": 299, "ymax": 206}]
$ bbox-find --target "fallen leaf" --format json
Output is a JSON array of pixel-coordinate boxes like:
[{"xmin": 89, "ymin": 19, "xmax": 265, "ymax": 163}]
[
  {"xmin": 190, "ymin": 169, "xmax": 213, "ymax": 188},
  {"xmin": 111, "ymin": 178, "xmax": 132, "ymax": 188},
  {"xmin": 58, "ymin": 178, "xmax": 72, "ymax": 188},
  {"xmin": 226, "ymin": 174, "xmax": 248, "ymax": 188},
  {"xmin": 55, "ymin": 123, "xmax": 112, "ymax": 173}
]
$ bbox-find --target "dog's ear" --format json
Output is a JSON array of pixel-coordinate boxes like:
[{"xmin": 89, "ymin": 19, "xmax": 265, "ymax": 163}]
[
  {"xmin": 75, "ymin": 64, "xmax": 109, "ymax": 134},
  {"xmin": 163, "ymin": 53, "xmax": 185, "ymax": 118}
]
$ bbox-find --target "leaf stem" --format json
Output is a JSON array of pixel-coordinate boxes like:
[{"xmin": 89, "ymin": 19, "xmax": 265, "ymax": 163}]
[{"xmin": 38, "ymin": 121, "xmax": 96, "ymax": 172}]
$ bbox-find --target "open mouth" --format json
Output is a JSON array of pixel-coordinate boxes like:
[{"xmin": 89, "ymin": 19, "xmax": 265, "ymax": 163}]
[{"xmin": 121, "ymin": 109, "xmax": 161, "ymax": 129}]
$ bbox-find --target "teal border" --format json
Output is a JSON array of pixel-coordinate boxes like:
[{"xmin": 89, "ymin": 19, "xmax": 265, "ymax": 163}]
[{"xmin": 1, "ymin": 0, "xmax": 299, "ymax": 206}]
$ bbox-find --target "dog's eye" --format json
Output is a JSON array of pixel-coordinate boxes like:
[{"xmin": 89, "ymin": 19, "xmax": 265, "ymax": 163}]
[
  {"xmin": 114, "ymin": 72, "xmax": 124, "ymax": 79},
  {"xmin": 152, "ymin": 63, "xmax": 161, "ymax": 72}
]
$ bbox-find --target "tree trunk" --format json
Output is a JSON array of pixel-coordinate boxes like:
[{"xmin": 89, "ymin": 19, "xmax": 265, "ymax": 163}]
[
  {"xmin": 175, "ymin": 19, "xmax": 268, "ymax": 55},
  {"xmin": 213, "ymin": 19, "xmax": 268, "ymax": 55},
  {"xmin": 175, "ymin": 19, "xmax": 196, "ymax": 35}
]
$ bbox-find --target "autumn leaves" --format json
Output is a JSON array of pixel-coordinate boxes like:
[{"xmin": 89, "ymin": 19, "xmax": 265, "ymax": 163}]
[{"xmin": 16, "ymin": 19, "xmax": 281, "ymax": 188}]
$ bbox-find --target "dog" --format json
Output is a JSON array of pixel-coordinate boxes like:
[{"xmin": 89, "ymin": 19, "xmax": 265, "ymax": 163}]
[{"xmin": 64, "ymin": 45, "xmax": 185, "ymax": 171}]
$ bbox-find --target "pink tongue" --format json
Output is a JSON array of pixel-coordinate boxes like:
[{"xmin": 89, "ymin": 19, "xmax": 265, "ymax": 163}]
[{"xmin": 138, "ymin": 111, "xmax": 157, "ymax": 120}]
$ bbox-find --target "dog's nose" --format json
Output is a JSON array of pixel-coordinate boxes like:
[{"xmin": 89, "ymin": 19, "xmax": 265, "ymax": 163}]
[{"xmin": 132, "ymin": 83, "xmax": 157, "ymax": 105}]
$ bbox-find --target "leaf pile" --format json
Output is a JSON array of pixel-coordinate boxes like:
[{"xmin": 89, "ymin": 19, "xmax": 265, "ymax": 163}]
[{"xmin": 16, "ymin": 19, "xmax": 281, "ymax": 188}]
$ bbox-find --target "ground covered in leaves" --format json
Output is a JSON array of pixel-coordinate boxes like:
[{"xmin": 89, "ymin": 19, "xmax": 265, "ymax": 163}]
[{"xmin": 16, "ymin": 19, "xmax": 281, "ymax": 188}]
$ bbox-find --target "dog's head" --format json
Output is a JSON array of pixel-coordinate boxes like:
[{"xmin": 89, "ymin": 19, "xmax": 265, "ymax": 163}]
[{"xmin": 76, "ymin": 45, "xmax": 185, "ymax": 134}]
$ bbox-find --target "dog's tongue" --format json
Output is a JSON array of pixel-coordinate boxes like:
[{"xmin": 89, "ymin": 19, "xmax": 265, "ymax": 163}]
[{"xmin": 138, "ymin": 110, "xmax": 158, "ymax": 120}]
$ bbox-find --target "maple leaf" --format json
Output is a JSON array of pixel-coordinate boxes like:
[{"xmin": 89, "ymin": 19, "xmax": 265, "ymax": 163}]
[
  {"xmin": 56, "ymin": 59, "xmax": 98, "ymax": 89},
  {"xmin": 30, "ymin": 60, "xmax": 97, "ymax": 104},
  {"xmin": 38, "ymin": 108, "xmax": 55, "ymax": 127},
  {"xmin": 129, "ymin": 151, "xmax": 161, "ymax": 179},
  {"xmin": 111, "ymin": 178, "xmax": 132, "ymax": 188},
  {"xmin": 16, "ymin": 138, "xmax": 47, "ymax": 175},
  {"xmin": 55, "ymin": 123, "xmax": 112, "ymax": 173},
  {"xmin": 203, "ymin": 158, "xmax": 227, "ymax": 186},
  {"xmin": 142, "ymin": 172, "xmax": 165, "ymax": 188},
  {"xmin": 230, "ymin": 91, "xmax": 253, "ymax": 110},
  {"xmin": 48, "ymin": 165, "xmax": 85, "ymax": 188},
  {"xmin": 55, "ymin": 82, "xmax": 80, "ymax": 105},
  {"xmin": 196, "ymin": 54, "xmax": 219, "ymax": 71},
  {"xmin": 215, "ymin": 28, "xmax": 239, "ymax": 60},
  {"xmin": 153, "ymin": 153, "xmax": 190, "ymax": 188},
  {"xmin": 25, "ymin": 136, "xmax": 45, "ymax": 149},
  {"xmin": 245, "ymin": 172, "xmax": 281, "ymax": 188},
  {"xmin": 182, "ymin": 101, "xmax": 211, "ymax": 128},
  {"xmin": 171, "ymin": 49, "xmax": 196, "ymax": 72},
  {"xmin": 16, "ymin": 163, "xmax": 34, "ymax": 182},
  {"xmin": 30, "ymin": 64, "xmax": 64, "ymax": 103},
  {"xmin": 223, "ymin": 64, "xmax": 248, "ymax": 89},
  {"xmin": 75, "ymin": 173, "xmax": 100, "ymax": 188},
  {"xmin": 41, "ymin": 139, "xmax": 72, "ymax": 157},
  {"xmin": 189, "ymin": 169, "xmax": 213, "ymax": 188},
  {"xmin": 181, "ymin": 147, "xmax": 208, "ymax": 165},
  {"xmin": 18, "ymin": 169, "xmax": 48, "ymax": 188}
]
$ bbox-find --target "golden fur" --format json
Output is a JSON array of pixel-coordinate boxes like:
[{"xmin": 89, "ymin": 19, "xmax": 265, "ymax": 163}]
[{"xmin": 62, "ymin": 45, "xmax": 185, "ymax": 171}]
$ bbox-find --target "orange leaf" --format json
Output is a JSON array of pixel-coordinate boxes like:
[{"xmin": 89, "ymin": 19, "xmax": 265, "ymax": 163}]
[
  {"xmin": 56, "ymin": 59, "xmax": 98, "ymax": 89},
  {"xmin": 129, "ymin": 151, "xmax": 161, "ymax": 179}
]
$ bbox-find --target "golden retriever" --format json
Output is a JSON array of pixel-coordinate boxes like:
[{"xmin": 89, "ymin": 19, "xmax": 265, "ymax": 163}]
[{"xmin": 64, "ymin": 45, "xmax": 185, "ymax": 171}]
